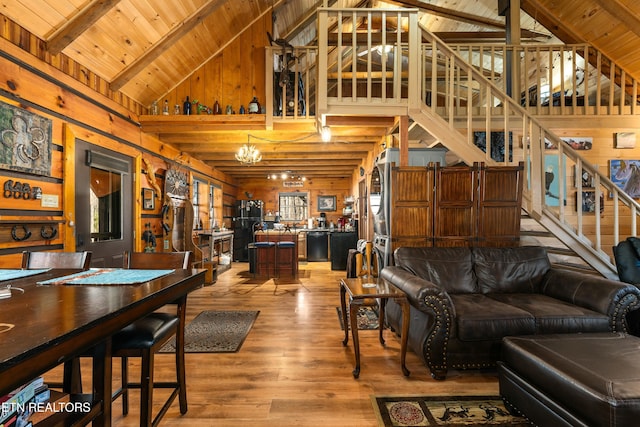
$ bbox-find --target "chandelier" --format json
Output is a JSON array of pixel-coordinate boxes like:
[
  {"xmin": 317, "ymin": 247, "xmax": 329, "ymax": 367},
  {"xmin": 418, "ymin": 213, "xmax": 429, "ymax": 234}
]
[{"xmin": 236, "ymin": 138, "xmax": 262, "ymax": 164}]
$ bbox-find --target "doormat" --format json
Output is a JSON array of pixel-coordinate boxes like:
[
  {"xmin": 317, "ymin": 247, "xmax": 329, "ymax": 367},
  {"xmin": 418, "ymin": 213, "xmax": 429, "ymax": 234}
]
[
  {"xmin": 336, "ymin": 306, "xmax": 379, "ymax": 330},
  {"xmin": 372, "ymin": 395, "xmax": 529, "ymax": 426},
  {"xmin": 160, "ymin": 310, "xmax": 259, "ymax": 353}
]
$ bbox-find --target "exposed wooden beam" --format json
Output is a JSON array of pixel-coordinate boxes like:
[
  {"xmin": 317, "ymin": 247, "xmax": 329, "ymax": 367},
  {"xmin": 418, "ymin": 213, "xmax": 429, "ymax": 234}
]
[
  {"xmin": 386, "ymin": 0, "xmax": 505, "ymax": 30},
  {"xmin": 110, "ymin": 0, "xmax": 228, "ymax": 91},
  {"xmin": 46, "ymin": 0, "xmax": 120, "ymax": 55},
  {"xmin": 592, "ymin": 0, "xmax": 640, "ymax": 39}
]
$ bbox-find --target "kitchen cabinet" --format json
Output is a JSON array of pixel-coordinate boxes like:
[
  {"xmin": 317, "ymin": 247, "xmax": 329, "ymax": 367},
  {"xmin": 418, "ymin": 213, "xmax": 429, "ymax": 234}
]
[
  {"xmin": 307, "ymin": 231, "xmax": 329, "ymax": 261},
  {"xmin": 330, "ymin": 232, "xmax": 358, "ymax": 270},
  {"xmin": 298, "ymin": 231, "xmax": 307, "ymax": 260}
]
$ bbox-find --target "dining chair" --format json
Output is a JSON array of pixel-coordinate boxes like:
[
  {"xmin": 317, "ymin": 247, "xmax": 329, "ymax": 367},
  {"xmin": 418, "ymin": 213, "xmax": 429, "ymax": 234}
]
[
  {"xmin": 21, "ymin": 250, "xmax": 92, "ymax": 393},
  {"xmin": 21, "ymin": 250, "xmax": 92, "ymax": 270},
  {"xmin": 111, "ymin": 251, "xmax": 194, "ymax": 427}
]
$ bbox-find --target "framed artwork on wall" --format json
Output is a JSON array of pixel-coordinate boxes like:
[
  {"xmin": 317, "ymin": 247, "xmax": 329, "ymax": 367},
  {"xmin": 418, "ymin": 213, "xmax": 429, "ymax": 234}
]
[
  {"xmin": 544, "ymin": 154, "xmax": 566, "ymax": 207},
  {"xmin": 318, "ymin": 195, "xmax": 336, "ymax": 212},
  {"xmin": 574, "ymin": 165, "xmax": 595, "ymax": 188},
  {"xmin": 575, "ymin": 191, "xmax": 604, "ymax": 213},
  {"xmin": 615, "ymin": 132, "xmax": 636, "ymax": 149},
  {"xmin": 142, "ymin": 188, "xmax": 155, "ymax": 210},
  {"xmin": 609, "ymin": 160, "xmax": 640, "ymax": 198},
  {"xmin": 561, "ymin": 137, "xmax": 592, "ymax": 150}
]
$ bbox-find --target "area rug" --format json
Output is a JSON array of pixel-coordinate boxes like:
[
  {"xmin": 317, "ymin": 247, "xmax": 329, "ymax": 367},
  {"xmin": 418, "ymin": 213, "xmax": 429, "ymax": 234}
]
[
  {"xmin": 336, "ymin": 306, "xmax": 379, "ymax": 330},
  {"xmin": 372, "ymin": 395, "xmax": 529, "ymax": 426},
  {"xmin": 160, "ymin": 310, "xmax": 259, "ymax": 353}
]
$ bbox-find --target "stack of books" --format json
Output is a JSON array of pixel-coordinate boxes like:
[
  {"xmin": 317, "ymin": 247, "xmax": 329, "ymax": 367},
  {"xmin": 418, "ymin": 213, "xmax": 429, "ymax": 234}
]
[{"xmin": 0, "ymin": 377, "xmax": 67, "ymax": 427}]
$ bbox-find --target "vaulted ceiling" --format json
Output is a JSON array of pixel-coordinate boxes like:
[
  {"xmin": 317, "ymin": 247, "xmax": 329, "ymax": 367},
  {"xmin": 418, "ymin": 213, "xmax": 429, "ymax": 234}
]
[{"xmin": 2, "ymin": 0, "xmax": 639, "ymax": 180}]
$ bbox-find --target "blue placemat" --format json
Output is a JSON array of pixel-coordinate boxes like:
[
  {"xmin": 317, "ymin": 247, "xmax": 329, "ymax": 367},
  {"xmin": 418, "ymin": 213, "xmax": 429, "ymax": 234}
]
[
  {"xmin": 0, "ymin": 269, "xmax": 50, "ymax": 281},
  {"xmin": 37, "ymin": 268, "xmax": 175, "ymax": 285}
]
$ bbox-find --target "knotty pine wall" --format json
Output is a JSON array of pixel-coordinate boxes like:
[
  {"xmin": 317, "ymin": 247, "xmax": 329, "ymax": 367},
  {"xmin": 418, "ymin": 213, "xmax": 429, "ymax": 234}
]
[
  {"xmin": 234, "ymin": 176, "xmax": 354, "ymax": 227},
  {"xmin": 157, "ymin": 13, "xmax": 271, "ymax": 120},
  {"xmin": 0, "ymin": 34, "xmax": 238, "ymax": 266}
]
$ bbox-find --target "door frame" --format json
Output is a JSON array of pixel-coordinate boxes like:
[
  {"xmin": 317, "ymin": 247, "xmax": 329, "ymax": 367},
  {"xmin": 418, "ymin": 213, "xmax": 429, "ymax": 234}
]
[{"xmin": 62, "ymin": 124, "xmax": 142, "ymax": 258}]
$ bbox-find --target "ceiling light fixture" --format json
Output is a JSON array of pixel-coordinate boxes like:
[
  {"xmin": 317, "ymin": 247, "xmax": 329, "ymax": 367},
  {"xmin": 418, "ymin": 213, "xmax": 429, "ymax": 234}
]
[
  {"xmin": 236, "ymin": 136, "xmax": 262, "ymax": 165},
  {"xmin": 321, "ymin": 126, "xmax": 331, "ymax": 142}
]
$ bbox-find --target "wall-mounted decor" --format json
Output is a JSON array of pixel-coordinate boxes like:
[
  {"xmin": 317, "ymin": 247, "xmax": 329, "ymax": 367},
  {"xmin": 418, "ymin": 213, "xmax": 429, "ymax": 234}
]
[
  {"xmin": 544, "ymin": 154, "xmax": 566, "ymax": 207},
  {"xmin": 142, "ymin": 188, "xmax": 155, "ymax": 210},
  {"xmin": 574, "ymin": 165, "xmax": 595, "ymax": 188},
  {"xmin": 473, "ymin": 131, "xmax": 512, "ymax": 162},
  {"xmin": 0, "ymin": 101, "xmax": 52, "ymax": 176},
  {"xmin": 576, "ymin": 191, "xmax": 604, "ymax": 213},
  {"xmin": 610, "ymin": 159, "xmax": 640, "ymax": 198},
  {"xmin": 318, "ymin": 195, "xmax": 336, "ymax": 212},
  {"xmin": 562, "ymin": 137, "xmax": 592, "ymax": 150},
  {"xmin": 615, "ymin": 132, "xmax": 636, "ymax": 149}
]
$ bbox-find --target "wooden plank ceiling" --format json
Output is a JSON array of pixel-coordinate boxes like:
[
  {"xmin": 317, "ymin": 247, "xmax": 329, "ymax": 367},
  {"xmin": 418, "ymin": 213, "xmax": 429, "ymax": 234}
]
[{"xmin": 1, "ymin": 0, "xmax": 639, "ymax": 180}]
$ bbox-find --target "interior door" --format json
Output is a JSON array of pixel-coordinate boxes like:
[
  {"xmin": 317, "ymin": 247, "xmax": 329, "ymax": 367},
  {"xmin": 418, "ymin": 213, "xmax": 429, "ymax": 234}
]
[{"xmin": 75, "ymin": 140, "xmax": 133, "ymax": 267}]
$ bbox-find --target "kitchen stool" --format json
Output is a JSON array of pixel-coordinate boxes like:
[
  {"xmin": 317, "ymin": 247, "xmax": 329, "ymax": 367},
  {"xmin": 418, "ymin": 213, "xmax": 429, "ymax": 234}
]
[
  {"xmin": 276, "ymin": 240, "xmax": 297, "ymax": 278},
  {"xmin": 254, "ymin": 241, "xmax": 276, "ymax": 277}
]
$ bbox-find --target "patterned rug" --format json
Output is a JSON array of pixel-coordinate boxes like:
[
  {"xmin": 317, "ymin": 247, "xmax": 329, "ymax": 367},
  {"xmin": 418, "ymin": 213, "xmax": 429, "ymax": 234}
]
[
  {"xmin": 160, "ymin": 310, "xmax": 259, "ymax": 353},
  {"xmin": 372, "ymin": 395, "xmax": 529, "ymax": 426},
  {"xmin": 336, "ymin": 306, "xmax": 379, "ymax": 330}
]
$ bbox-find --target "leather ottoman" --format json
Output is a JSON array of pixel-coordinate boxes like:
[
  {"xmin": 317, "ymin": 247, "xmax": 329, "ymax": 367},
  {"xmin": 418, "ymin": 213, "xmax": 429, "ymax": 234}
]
[{"xmin": 498, "ymin": 333, "xmax": 640, "ymax": 427}]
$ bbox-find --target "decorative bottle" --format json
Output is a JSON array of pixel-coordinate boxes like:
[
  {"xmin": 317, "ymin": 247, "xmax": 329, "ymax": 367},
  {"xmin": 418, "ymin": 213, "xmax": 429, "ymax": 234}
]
[
  {"xmin": 183, "ymin": 96, "xmax": 191, "ymax": 115},
  {"xmin": 162, "ymin": 100, "xmax": 169, "ymax": 115},
  {"xmin": 248, "ymin": 97, "xmax": 261, "ymax": 114},
  {"xmin": 213, "ymin": 100, "xmax": 221, "ymax": 115}
]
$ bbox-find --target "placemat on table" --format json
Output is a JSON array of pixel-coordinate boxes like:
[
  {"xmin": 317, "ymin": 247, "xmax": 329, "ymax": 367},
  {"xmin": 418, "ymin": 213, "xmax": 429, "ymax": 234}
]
[
  {"xmin": 0, "ymin": 269, "xmax": 50, "ymax": 282},
  {"xmin": 37, "ymin": 268, "xmax": 175, "ymax": 285}
]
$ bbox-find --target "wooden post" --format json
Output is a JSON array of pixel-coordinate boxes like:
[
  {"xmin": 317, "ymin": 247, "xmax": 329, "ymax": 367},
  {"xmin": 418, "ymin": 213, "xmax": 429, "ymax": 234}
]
[{"xmin": 399, "ymin": 115, "xmax": 409, "ymax": 167}]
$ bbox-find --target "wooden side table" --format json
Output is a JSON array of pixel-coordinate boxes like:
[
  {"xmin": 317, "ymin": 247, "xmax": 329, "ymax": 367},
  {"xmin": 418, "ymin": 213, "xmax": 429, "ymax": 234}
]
[{"xmin": 339, "ymin": 277, "xmax": 410, "ymax": 378}]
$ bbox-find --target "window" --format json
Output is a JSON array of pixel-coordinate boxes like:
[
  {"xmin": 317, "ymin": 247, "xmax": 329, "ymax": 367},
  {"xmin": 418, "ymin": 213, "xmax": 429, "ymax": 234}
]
[
  {"xmin": 279, "ymin": 192, "xmax": 308, "ymax": 222},
  {"xmin": 90, "ymin": 166, "xmax": 123, "ymax": 242}
]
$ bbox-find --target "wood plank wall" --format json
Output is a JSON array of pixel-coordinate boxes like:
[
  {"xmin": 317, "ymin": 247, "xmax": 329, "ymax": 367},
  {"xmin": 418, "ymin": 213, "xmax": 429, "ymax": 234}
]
[
  {"xmin": 159, "ymin": 14, "xmax": 271, "ymax": 117},
  {"xmin": 0, "ymin": 22, "xmax": 238, "ymax": 266}
]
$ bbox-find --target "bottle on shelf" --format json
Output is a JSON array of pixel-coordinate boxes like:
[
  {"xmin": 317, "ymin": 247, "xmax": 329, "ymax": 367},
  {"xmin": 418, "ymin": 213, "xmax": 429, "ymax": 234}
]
[
  {"xmin": 183, "ymin": 96, "xmax": 191, "ymax": 115},
  {"xmin": 248, "ymin": 97, "xmax": 261, "ymax": 114},
  {"xmin": 239, "ymin": 105, "xmax": 245, "ymax": 114},
  {"xmin": 174, "ymin": 104, "xmax": 181, "ymax": 114},
  {"xmin": 162, "ymin": 100, "xmax": 169, "ymax": 115},
  {"xmin": 213, "ymin": 100, "xmax": 221, "ymax": 115},
  {"xmin": 151, "ymin": 100, "xmax": 159, "ymax": 115}
]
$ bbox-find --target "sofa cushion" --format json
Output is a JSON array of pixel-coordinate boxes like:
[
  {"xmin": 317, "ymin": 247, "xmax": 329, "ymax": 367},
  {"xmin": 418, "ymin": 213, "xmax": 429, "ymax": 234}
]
[
  {"xmin": 472, "ymin": 246, "xmax": 551, "ymax": 294},
  {"xmin": 451, "ymin": 294, "xmax": 535, "ymax": 341},
  {"xmin": 489, "ymin": 294, "xmax": 611, "ymax": 333},
  {"xmin": 393, "ymin": 247, "xmax": 477, "ymax": 294}
]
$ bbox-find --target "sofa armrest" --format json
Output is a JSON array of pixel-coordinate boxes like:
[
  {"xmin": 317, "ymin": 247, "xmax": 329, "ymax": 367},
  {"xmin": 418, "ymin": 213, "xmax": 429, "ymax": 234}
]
[
  {"xmin": 381, "ymin": 266, "xmax": 455, "ymax": 379},
  {"xmin": 381, "ymin": 266, "xmax": 454, "ymax": 313},
  {"xmin": 541, "ymin": 268, "xmax": 640, "ymax": 332}
]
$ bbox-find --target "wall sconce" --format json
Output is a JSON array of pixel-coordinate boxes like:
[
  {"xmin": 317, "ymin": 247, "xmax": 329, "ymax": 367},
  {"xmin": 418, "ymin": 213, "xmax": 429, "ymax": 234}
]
[{"xmin": 321, "ymin": 126, "xmax": 331, "ymax": 142}]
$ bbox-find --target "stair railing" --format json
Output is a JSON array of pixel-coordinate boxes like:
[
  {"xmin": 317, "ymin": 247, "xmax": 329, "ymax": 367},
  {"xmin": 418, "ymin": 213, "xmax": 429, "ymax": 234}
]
[
  {"xmin": 316, "ymin": 6, "xmax": 640, "ymax": 276},
  {"xmin": 450, "ymin": 43, "xmax": 640, "ymax": 116}
]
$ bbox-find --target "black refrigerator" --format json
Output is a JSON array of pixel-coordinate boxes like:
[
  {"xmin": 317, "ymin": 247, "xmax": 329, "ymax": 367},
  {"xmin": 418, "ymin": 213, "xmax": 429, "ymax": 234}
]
[{"xmin": 233, "ymin": 200, "xmax": 263, "ymax": 262}]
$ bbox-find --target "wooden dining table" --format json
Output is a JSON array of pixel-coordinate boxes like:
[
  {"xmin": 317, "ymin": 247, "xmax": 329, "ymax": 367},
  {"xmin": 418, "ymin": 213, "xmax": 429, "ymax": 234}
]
[{"xmin": 0, "ymin": 267, "xmax": 206, "ymax": 426}]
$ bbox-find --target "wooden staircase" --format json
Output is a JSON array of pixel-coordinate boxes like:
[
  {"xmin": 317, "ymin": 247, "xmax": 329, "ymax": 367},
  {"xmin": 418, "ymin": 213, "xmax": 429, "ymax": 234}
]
[{"xmin": 315, "ymin": 6, "xmax": 640, "ymax": 280}]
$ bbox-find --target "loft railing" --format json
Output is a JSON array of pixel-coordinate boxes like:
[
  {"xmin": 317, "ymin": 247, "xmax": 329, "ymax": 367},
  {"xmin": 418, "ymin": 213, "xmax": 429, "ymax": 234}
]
[
  {"xmin": 315, "ymin": 6, "xmax": 640, "ymax": 276},
  {"xmin": 265, "ymin": 46, "xmax": 318, "ymax": 127},
  {"xmin": 450, "ymin": 43, "xmax": 640, "ymax": 116}
]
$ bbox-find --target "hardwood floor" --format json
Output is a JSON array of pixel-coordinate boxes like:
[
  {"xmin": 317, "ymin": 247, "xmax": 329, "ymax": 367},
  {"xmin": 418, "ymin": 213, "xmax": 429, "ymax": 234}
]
[{"xmin": 58, "ymin": 262, "xmax": 500, "ymax": 426}]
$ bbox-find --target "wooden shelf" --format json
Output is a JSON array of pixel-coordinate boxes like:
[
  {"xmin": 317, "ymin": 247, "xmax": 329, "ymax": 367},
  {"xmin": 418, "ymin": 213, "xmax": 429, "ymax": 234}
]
[{"xmin": 139, "ymin": 114, "xmax": 267, "ymax": 133}]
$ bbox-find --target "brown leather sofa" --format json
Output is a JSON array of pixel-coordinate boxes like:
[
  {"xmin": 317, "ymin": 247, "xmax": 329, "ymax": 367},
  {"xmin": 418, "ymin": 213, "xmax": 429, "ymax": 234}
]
[{"xmin": 380, "ymin": 246, "xmax": 640, "ymax": 380}]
